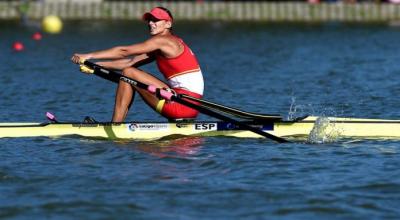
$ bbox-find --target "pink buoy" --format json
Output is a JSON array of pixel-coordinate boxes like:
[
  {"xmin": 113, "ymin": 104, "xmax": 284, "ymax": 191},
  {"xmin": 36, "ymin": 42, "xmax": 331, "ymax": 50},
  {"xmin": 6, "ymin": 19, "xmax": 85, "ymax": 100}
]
[
  {"xmin": 32, "ymin": 32, "xmax": 42, "ymax": 41},
  {"xmin": 12, "ymin": 41, "xmax": 24, "ymax": 51}
]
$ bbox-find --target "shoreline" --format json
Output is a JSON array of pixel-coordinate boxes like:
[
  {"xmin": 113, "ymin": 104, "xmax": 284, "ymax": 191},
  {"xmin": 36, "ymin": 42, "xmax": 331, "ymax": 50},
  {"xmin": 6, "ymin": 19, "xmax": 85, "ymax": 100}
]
[{"xmin": 1, "ymin": 1, "xmax": 400, "ymax": 22}]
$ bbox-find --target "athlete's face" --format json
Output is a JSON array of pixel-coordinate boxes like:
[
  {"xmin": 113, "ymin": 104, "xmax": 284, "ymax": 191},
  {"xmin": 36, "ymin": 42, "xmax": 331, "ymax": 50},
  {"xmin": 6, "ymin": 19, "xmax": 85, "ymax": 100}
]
[{"xmin": 147, "ymin": 17, "xmax": 171, "ymax": 35}]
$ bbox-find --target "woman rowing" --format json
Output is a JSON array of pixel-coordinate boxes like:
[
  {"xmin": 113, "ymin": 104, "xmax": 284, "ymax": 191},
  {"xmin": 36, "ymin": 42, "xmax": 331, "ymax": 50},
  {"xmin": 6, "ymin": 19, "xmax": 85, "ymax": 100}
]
[{"xmin": 71, "ymin": 7, "xmax": 204, "ymax": 122}]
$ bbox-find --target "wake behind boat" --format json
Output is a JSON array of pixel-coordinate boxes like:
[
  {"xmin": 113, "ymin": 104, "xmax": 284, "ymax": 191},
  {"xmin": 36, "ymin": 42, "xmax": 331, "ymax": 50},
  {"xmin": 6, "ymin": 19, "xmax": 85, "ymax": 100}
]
[{"xmin": 1, "ymin": 116, "xmax": 400, "ymax": 141}]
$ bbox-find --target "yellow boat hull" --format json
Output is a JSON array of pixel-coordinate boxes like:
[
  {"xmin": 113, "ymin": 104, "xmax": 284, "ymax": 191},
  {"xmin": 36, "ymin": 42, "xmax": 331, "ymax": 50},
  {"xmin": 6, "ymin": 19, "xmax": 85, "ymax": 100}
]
[{"xmin": 0, "ymin": 116, "xmax": 399, "ymax": 140}]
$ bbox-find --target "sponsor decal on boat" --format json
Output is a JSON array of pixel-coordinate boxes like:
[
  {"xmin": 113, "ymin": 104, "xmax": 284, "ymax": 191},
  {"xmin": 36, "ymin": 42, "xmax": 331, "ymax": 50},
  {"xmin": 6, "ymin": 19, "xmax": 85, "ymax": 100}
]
[
  {"xmin": 194, "ymin": 123, "xmax": 217, "ymax": 131},
  {"xmin": 72, "ymin": 124, "xmax": 99, "ymax": 128},
  {"xmin": 219, "ymin": 122, "xmax": 273, "ymax": 131},
  {"xmin": 225, "ymin": 123, "xmax": 236, "ymax": 130},
  {"xmin": 128, "ymin": 123, "xmax": 169, "ymax": 131},
  {"xmin": 176, "ymin": 123, "xmax": 190, "ymax": 128}
]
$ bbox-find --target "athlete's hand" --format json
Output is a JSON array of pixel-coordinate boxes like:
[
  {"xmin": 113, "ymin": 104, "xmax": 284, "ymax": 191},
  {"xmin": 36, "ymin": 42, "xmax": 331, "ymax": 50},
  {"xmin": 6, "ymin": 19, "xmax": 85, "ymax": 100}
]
[{"xmin": 71, "ymin": 53, "xmax": 92, "ymax": 64}]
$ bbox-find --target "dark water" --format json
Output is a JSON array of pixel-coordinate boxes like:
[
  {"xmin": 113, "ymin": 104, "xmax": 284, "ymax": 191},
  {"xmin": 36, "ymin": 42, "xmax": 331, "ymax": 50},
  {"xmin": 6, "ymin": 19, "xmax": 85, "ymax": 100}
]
[{"xmin": 1, "ymin": 20, "xmax": 400, "ymax": 219}]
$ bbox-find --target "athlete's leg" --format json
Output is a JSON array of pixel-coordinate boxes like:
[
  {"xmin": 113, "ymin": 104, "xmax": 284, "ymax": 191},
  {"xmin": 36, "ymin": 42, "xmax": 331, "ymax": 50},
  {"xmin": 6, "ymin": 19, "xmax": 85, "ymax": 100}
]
[
  {"xmin": 112, "ymin": 78, "xmax": 135, "ymax": 122},
  {"xmin": 112, "ymin": 67, "xmax": 169, "ymax": 122}
]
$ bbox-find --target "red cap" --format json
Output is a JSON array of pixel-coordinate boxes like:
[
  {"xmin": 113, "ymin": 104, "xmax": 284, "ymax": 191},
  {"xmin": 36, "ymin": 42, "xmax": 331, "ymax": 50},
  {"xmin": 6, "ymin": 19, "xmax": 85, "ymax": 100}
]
[{"xmin": 142, "ymin": 7, "xmax": 173, "ymax": 22}]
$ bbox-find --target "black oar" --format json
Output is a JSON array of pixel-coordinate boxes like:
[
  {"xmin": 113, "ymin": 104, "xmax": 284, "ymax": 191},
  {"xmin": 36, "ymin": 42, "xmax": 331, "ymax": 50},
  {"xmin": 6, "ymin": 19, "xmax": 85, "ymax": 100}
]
[
  {"xmin": 179, "ymin": 94, "xmax": 282, "ymax": 121},
  {"xmin": 81, "ymin": 63, "xmax": 282, "ymax": 122},
  {"xmin": 82, "ymin": 61, "xmax": 289, "ymax": 143}
]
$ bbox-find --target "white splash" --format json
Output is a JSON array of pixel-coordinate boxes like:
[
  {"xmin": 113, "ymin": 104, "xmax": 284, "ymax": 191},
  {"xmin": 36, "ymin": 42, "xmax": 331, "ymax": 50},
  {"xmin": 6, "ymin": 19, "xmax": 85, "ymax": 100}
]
[
  {"xmin": 307, "ymin": 117, "xmax": 342, "ymax": 144},
  {"xmin": 287, "ymin": 97, "xmax": 314, "ymax": 121}
]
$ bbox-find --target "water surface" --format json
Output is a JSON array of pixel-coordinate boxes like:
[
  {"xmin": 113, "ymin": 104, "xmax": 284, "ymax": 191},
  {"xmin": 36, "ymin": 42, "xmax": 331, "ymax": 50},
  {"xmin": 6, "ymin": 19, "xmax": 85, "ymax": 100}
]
[{"xmin": 1, "ymin": 21, "xmax": 400, "ymax": 219}]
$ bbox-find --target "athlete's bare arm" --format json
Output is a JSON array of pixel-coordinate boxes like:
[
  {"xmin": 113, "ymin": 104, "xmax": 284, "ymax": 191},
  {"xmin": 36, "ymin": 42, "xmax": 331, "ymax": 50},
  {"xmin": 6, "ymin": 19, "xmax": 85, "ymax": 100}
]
[
  {"xmin": 96, "ymin": 54, "xmax": 155, "ymax": 70},
  {"xmin": 71, "ymin": 35, "xmax": 182, "ymax": 64}
]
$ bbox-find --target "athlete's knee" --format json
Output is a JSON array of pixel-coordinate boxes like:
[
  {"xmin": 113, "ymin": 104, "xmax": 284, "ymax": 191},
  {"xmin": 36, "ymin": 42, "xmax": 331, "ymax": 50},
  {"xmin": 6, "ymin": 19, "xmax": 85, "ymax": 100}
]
[{"xmin": 122, "ymin": 67, "xmax": 141, "ymax": 78}]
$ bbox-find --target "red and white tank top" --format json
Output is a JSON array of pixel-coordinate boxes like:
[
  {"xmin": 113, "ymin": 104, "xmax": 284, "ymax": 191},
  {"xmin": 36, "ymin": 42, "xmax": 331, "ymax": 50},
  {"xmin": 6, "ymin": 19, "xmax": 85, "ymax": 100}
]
[{"xmin": 155, "ymin": 36, "xmax": 204, "ymax": 95}]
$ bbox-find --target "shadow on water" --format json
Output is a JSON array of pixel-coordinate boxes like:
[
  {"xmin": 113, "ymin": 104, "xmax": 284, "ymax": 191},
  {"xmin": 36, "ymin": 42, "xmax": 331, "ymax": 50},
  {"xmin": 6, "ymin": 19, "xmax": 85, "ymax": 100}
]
[{"xmin": 127, "ymin": 136, "xmax": 205, "ymax": 159}]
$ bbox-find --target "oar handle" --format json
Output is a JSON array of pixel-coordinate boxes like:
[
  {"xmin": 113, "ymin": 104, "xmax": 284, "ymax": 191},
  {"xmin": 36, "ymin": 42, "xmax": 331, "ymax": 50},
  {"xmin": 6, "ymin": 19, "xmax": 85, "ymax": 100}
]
[{"xmin": 147, "ymin": 85, "xmax": 174, "ymax": 100}]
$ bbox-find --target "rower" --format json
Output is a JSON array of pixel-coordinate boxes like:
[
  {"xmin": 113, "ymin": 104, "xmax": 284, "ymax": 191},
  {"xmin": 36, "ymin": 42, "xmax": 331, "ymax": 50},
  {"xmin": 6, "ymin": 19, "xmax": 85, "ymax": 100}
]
[{"xmin": 71, "ymin": 7, "xmax": 204, "ymax": 123}]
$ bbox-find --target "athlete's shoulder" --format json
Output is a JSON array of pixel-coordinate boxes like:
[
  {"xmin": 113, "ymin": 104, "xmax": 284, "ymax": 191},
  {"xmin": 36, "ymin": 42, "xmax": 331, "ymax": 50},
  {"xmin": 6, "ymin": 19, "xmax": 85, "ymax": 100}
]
[{"xmin": 150, "ymin": 34, "xmax": 175, "ymax": 41}]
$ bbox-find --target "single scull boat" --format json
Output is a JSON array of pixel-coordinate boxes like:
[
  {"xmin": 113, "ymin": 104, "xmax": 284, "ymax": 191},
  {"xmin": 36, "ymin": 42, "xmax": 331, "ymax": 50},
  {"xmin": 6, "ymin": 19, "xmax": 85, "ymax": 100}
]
[{"xmin": 1, "ymin": 116, "xmax": 399, "ymax": 140}]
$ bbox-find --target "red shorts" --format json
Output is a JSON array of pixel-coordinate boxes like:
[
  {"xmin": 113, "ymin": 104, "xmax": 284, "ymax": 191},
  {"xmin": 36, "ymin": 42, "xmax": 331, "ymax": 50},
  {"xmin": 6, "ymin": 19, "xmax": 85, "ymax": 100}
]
[{"xmin": 156, "ymin": 88, "xmax": 202, "ymax": 119}]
